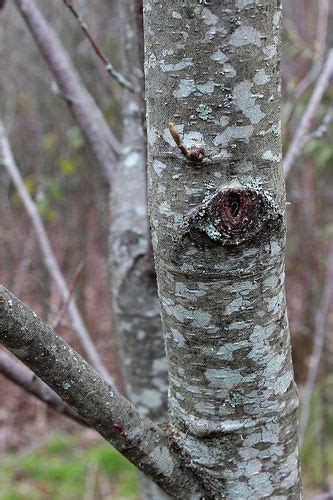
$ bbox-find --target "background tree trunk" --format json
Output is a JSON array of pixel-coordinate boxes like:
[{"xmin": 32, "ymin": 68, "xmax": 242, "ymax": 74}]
[
  {"xmin": 110, "ymin": 1, "xmax": 169, "ymax": 497},
  {"xmin": 143, "ymin": 1, "xmax": 301, "ymax": 497}
]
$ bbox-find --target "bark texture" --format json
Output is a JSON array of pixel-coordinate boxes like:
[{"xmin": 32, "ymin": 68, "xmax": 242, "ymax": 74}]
[
  {"xmin": 110, "ymin": 0, "xmax": 168, "ymax": 423},
  {"xmin": 143, "ymin": 1, "xmax": 301, "ymax": 497}
]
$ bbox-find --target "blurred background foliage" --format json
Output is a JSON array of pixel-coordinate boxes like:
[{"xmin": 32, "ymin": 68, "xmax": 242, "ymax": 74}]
[{"xmin": 0, "ymin": 0, "xmax": 332, "ymax": 498}]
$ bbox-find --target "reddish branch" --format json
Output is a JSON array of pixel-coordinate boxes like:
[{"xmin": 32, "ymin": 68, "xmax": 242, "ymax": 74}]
[
  {"xmin": 0, "ymin": 350, "xmax": 88, "ymax": 426},
  {"xmin": 63, "ymin": 0, "xmax": 135, "ymax": 93}
]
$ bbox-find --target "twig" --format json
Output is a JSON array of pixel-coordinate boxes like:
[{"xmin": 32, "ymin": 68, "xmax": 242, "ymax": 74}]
[
  {"xmin": 284, "ymin": 49, "xmax": 333, "ymax": 177},
  {"xmin": 52, "ymin": 260, "xmax": 84, "ymax": 329},
  {"xmin": 0, "ymin": 120, "xmax": 114, "ymax": 386},
  {"xmin": 299, "ymin": 240, "xmax": 333, "ymax": 446},
  {"xmin": 0, "ymin": 350, "xmax": 88, "ymax": 426},
  {"xmin": 63, "ymin": 0, "xmax": 135, "ymax": 93}
]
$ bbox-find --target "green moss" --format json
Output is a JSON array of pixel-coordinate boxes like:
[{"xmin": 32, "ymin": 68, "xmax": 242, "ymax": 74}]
[{"xmin": 0, "ymin": 432, "xmax": 139, "ymax": 500}]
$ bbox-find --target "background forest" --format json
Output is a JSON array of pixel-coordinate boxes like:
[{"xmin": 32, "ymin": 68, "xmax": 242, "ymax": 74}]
[{"xmin": 0, "ymin": 0, "xmax": 332, "ymax": 498}]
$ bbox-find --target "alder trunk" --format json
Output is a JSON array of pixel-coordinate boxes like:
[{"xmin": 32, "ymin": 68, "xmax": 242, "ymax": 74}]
[{"xmin": 143, "ymin": 1, "xmax": 301, "ymax": 497}]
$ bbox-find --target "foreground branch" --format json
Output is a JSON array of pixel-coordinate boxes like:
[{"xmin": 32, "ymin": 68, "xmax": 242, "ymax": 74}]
[
  {"xmin": 0, "ymin": 120, "xmax": 113, "ymax": 385},
  {"xmin": 13, "ymin": 0, "xmax": 121, "ymax": 182},
  {"xmin": 0, "ymin": 285, "xmax": 204, "ymax": 499},
  {"xmin": 0, "ymin": 350, "xmax": 87, "ymax": 426}
]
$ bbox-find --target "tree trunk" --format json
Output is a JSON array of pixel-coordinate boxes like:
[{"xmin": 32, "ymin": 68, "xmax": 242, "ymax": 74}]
[
  {"xmin": 143, "ymin": 1, "xmax": 301, "ymax": 497},
  {"xmin": 109, "ymin": 1, "xmax": 168, "ymax": 497}
]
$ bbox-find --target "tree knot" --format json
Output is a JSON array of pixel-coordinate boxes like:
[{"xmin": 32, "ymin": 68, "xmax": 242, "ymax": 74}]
[{"xmin": 187, "ymin": 186, "xmax": 282, "ymax": 246}]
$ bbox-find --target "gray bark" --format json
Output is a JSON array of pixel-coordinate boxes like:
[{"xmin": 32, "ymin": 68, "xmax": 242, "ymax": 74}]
[
  {"xmin": 0, "ymin": 285, "xmax": 204, "ymax": 498},
  {"xmin": 143, "ymin": 1, "xmax": 301, "ymax": 497},
  {"xmin": 110, "ymin": 0, "xmax": 168, "ymax": 424},
  {"xmin": 110, "ymin": 2, "xmax": 168, "ymax": 497}
]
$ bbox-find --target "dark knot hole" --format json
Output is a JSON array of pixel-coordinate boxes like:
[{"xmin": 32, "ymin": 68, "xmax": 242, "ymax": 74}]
[{"xmin": 228, "ymin": 193, "xmax": 241, "ymax": 217}]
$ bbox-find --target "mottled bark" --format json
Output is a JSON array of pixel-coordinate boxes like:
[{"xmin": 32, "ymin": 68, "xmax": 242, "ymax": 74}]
[
  {"xmin": 110, "ymin": 0, "xmax": 168, "ymax": 422},
  {"xmin": 0, "ymin": 285, "xmax": 203, "ymax": 498},
  {"xmin": 144, "ymin": 1, "xmax": 301, "ymax": 497}
]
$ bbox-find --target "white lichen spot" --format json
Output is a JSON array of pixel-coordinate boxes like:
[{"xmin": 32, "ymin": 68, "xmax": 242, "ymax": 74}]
[
  {"xmin": 148, "ymin": 126, "xmax": 158, "ymax": 146},
  {"xmin": 234, "ymin": 81, "xmax": 265, "ymax": 124},
  {"xmin": 218, "ymin": 116, "xmax": 230, "ymax": 127},
  {"xmin": 173, "ymin": 79, "xmax": 218, "ymax": 98},
  {"xmin": 236, "ymin": 0, "xmax": 261, "ymax": 6},
  {"xmin": 262, "ymin": 150, "xmax": 281, "ymax": 162},
  {"xmin": 205, "ymin": 368, "xmax": 242, "ymax": 389},
  {"xmin": 202, "ymin": 26, "xmax": 226, "ymax": 43},
  {"xmin": 210, "ymin": 50, "xmax": 237, "ymax": 77},
  {"xmin": 153, "ymin": 160, "xmax": 167, "ymax": 176},
  {"xmin": 229, "ymin": 26, "xmax": 262, "ymax": 47},
  {"xmin": 172, "ymin": 10, "xmax": 182, "ymax": 19},
  {"xmin": 273, "ymin": 10, "xmax": 282, "ymax": 27},
  {"xmin": 263, "ymin": 44, "xmax": 277, "ymax": 59},
  {"xmin": 196, "ymin": 104, "xmax": 213, "ymax": 121},
  {"xmin": 147, "ymin": 53, "xmax": 157, "ymax": 68},
  {"xmin": 197, "ymin": 81, "xmax": 218, "ymax": 94},
  {"xmin": 248, "ymin": 473, "xmax": 273, "ymax": 496},
  {"xmin": 211, "ymin": 49, "xmax": 228, "ymax": 63},
  {"xmin": 173, "ymin": 79, "xmax": 197, "ymax": 98},
  {"xmin": 183, "ymin": 131, "xmax": 204, "ymax": 148},
  {"xmin": 172, "ymin": 305, "xmax": 211, "ymax": 327},
  {"xmin": 171, "ymin": 328, "xmax": 185, "ymax": 346},
  {"xmin": 201, "ymin": 7, "xmax": 218, "ymax": 25},
  {"xmin": 62, "ymin": 380, "xmax": 74, "ymax": 390},
  {"xmin": 159, "ymin": 201, "xmax": 172, "ymax": 217},
  {"xmin": 254, "ymin": 68, "xmax": 270, "ymax": 85},
  {"xmin": 214, "ymin": 125, "xmax": 254, "ymax": 147},
  {"xmin": 217, "ymin": 341, "xmax": 248, "ymax": 361},
  {"xmin": 159, "ymin": 57, "xmax": 193, "ymax": 72}
]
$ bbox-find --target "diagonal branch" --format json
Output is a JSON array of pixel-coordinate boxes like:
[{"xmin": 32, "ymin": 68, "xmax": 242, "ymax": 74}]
[
  {"xmin": 284, "ymin": 49, "xmax": 333, "ymax": 177},
  {"xmin": 13, "ymin": 0, "xmax": 121, "ymax": 183},
  {"xmin": 0, "ymin": 350, "xmax": 87, "ymax": 426},
  {"xmin": 0, "ymin": 120, "xmax": 114, "ymax": 385},
  {"xmin": 62, "ymin": 0, "xmax": 135, "ymax": 93},
  {"xmin": 0, "ymin": 284, "xmax": 204, "ymax": 499}
]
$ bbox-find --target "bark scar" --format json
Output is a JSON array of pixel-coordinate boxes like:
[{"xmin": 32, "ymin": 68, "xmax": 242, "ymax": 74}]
[{"xmin": 187, "ymin": 187, "xmax": 282, "ymax": 246}]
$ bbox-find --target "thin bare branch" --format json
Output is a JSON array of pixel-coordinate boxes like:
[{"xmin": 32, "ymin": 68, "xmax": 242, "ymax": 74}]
[
  {"xmin": 0, "ymin": 350, "xmax": 87, "ymax": 426},
  {"xmin": 0, "ymin": 285, "xmax": 205, "ymax": 498},
  {"xmin": 315, "ymin": 0, "xmax": 330, "ymax": 59},
  {"xmin": 284, "ymin": 49, "xmax": 333, "ymax": 177},
  {"xmin": 52, "ymin": 260, "xmax": 84, "ymax": 329},
  {"xmin": 63, "ymin": 0, "xmax": 135, "ymax": 93},
  {"xmin": 283, "ymin": 1, "xmax": 329, "ymax": 127},
  {"xmin": 13, "ymin": 0, "xmax": 121, "ymax": 183},
  {"xmin": 0, "ymin": 120, "xmax": 114, "ymax": 385},
  {"xmin": 299, "ymin": 241, "xmax": 333, "ymax": 446}
]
